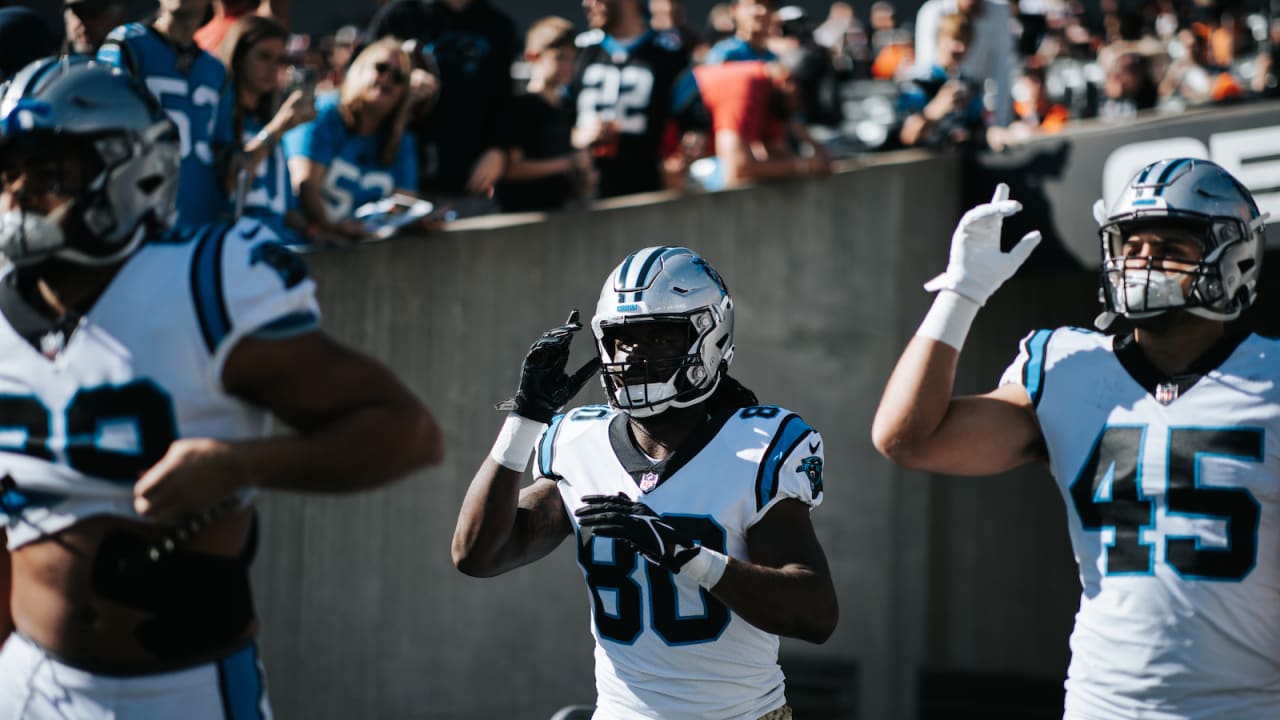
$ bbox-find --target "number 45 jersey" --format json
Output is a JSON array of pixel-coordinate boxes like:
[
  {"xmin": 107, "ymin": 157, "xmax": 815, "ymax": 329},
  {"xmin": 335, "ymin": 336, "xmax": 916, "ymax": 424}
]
[
  {"xmin": 537, "ymin": 403, "xmax": 825, "ymax": 720},
  {"xmin": 0, "ymin": 219, "xmax": 319, "ymax": 550},
  {"xmin": 1001, "ymin": 328, "xmax": 1280, "ymax": 720}
]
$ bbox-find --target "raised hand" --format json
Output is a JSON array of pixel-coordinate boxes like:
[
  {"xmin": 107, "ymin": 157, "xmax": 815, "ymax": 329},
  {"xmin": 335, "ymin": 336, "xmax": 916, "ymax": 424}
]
[
  {"xmin": 924, "ymin": 183, "xmax": 1042, "ymax": 306},
  {"xmin": 575, "ymin": 493, "xmax": 702, "ymax": 573},
  {"xmin": 503, "ymin": 310, "xmax": 601, "ymax": 424}
]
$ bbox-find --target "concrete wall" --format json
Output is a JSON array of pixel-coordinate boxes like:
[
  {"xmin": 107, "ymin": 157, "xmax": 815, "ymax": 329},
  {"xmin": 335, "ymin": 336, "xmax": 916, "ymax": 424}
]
[{"xmin": 250, "ymin": 148, "xmax": 1106, "ymax": 719}]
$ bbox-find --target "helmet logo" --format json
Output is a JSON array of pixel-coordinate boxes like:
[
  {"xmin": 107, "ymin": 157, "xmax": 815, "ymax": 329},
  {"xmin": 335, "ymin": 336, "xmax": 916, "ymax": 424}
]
[{"xmin": 3, "ymin": 99, "xmax": 52, "ymax": 133}]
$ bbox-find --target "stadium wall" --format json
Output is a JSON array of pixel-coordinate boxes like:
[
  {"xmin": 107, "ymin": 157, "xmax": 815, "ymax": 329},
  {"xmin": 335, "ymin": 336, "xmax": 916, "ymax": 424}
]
[{"xmin": 251, "ymin": 147, "xmax": 1109, "ymax": 719}]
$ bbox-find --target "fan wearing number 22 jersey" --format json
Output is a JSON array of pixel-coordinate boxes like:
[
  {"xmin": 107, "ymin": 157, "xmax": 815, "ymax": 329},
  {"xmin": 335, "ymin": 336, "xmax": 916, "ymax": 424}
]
[
  {"xmin": 541, "ymin": 401, "xmax": 824, "ymax": 719},
  {"xmin": 1001, "ymin": 327, "xmax": 1280, "ymax": 719}
]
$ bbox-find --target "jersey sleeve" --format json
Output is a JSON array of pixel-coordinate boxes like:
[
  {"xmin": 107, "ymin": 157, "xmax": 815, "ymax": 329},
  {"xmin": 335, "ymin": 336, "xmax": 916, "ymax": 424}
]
[
  {"xmin": 998, "ymin": 328, "xmax": 1055, "ymax": 408},
  {"xmin": 750, "ymin": 413, "xmax": 824, "ymax": 527},
  {"xmin": 190, "ymin": 219, "xmax": 321, "ymax": 380},
  {"xmin": 283, "ymin": 104, "xmax": 339, "ymax": 166}
]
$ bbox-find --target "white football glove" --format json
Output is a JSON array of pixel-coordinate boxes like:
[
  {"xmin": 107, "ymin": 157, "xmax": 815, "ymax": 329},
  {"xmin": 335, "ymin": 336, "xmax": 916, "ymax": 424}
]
[{"xmin": 924, "ymin": 183, "xmax": 1042, "ymax": 306}]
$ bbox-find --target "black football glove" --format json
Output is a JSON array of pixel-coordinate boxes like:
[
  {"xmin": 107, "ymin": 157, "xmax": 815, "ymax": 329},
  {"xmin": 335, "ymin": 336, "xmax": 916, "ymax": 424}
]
[
  {"xmin": 498, "ymin": 310, "xmax": 601, "ymax": 424},
  {"xmin": 575, "ymin": 493, "xmax": 702, "ymax": 573}
]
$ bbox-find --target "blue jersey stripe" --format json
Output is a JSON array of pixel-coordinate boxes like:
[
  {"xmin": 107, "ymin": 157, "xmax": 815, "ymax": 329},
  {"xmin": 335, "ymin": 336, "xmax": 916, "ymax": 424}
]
[
  {"xmin": 755, "ymin": 414, "xmax": 813, "ymax": 511},
  {"xmin": 1023, "ymin": 329, "xmax": 1053, "ymax": 408},
  {"xmin": 190, "ymin": 223, "xmax": 232, "ymax": 353},
  {"xmin": 537, "ymin": 413, "xmax": 568, "ymax": 479},
  {"xmin": 217, "ymin": 643, "xmax": 266, "ymax": 720}
]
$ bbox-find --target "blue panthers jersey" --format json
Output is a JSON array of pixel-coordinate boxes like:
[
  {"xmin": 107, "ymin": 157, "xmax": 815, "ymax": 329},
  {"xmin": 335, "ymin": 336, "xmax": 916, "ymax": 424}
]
[
  {"xmin": 281, "ymin": 92, "xmax": 417, "ymax": 222},
  {"xmin": 237, "ymin": 116, "xmax": 296, "ymax": 240},
  {"xmin": 98, "ymin": 23, "xmax": 234, "ymax": 227},
  {"xmin": 703, "ymin": 37, "xmax": 776, "ymax": 65}
]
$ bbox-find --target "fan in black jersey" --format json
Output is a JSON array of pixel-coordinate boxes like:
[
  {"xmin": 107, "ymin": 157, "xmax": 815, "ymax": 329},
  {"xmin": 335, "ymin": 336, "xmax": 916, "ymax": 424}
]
[
  {"xmin": 874, "ymin": 161, "xmax": 1280, "ymax": 719},
  {"xmin": 454, "ymin": 246, "xmax": 837, "ymax": 719},
  {"xmin": 571, "ymin": 0, "xmax": 710, "ymax": 198},
  {"xmin": 0, "ymin": 57, "xmax": 443, "ymax": 719}
]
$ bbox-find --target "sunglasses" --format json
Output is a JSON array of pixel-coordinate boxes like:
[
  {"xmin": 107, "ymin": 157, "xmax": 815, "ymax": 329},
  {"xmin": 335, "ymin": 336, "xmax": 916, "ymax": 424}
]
[{"xmin": 374, "ymin": 62, "xmax": 407, "ymax": 84}]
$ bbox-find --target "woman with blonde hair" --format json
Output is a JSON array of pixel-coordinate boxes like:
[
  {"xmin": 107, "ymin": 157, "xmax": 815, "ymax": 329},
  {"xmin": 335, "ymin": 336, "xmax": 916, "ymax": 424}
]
[
  {"xmin": 219, "ymin": 14, "xmax": 315, "ymax": 237},
  {"xmin": 283, "ymin": 36, "xmax": 423, "ymax": 242}
]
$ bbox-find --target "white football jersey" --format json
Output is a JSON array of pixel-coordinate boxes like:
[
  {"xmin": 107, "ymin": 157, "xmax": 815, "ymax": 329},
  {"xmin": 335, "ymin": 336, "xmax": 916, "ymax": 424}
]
[
  {"xmin": 1001, "ymin": 327, "xmax": 1280, "ymax": 719},
  {"xmin": 0, "ymin": 219, "xmax": 319, "ymax": 549},
  {"xmin": 536, "ymin": 402, "xmax": 825, "ymax": 720}
]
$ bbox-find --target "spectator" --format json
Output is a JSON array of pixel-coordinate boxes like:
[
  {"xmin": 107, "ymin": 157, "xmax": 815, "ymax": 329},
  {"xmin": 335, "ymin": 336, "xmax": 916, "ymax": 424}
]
[
  {"xmin": 496, "ymin": 17, "xmax": 595, "ymax": 212},
  {"xmin": 196, "ymin": 0, "xmax": 259, "ymax": 54},
  {"xmin": 283, "ymin": 38, "xmax": 420, "ymax": 243},
  {"xmin": 1248, "ymin": 19, "xmax": 1280, "ymax": 97},
  {"xmin": 702, "ymin": 3, "xmax": 737, "ymax": 52},
  {"xmin": 573, "ymin": 0, "xmax": 709, "ymax": 199},
  {"xmin": 898, "ymin": 12, "xmax": 994, "ymax": 149},
  {"xmin": 317, "ymin": 24, "xmax": 360, "ymax": 94},
  {"xmin": 63, "ymin": 0, "xmax": 126, "ymax": 55},
  {"xmin": 1158, "ymin": 26, "xmax": 1215, "ymax": 109},
  {"xmin": 705, "ymin": 0, "xmax": 777, "ymax": 64},
  {"xmin": 650, "ymin": 0, "xmax": 704, "ymax": 57},
  {"xmin": 1097, "ymin": 50, "xmax": 1157, "ymax": 120},
  {"xmin": 774, "ymin": 6, "xmax": 843, "ymax": 127},
  {"xmin": 914, "ymin": 0, "xmax": 1015, "ymax": 126},
  {"xmin": 218, "ymin": 15, "xmax": 315, "ymax": 238},
  {"xmin": 1005, "ymin": 56, "xmax": 1070, "ymax": 143},
  {"xmin": 366, "ymin": 0, "xmax": 518, "ymax": 218},
  {"xmin": 693, "ymin": 60, "xmax": 830, "ymax": 188},
  {"xmin": 0, "ymin": 8, "xmax": 57, "ymax": 82},
  {"xmin": 98, "ymin": 0, "xmax": 236, "ymax": 228},
  {"xmin": 871, "ymin": 28, "xmax": 915, "ymax": 80}
]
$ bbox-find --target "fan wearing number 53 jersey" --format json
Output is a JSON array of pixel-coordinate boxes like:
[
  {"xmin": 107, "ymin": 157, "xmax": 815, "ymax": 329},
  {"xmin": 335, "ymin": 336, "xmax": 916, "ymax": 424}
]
[
  {"xmin": 97, "ymin": 0, "xmax": 235, "ymax": 229},
  {"xmin": 873, "ymin": 159, "xmax": 1278, "ymax": 719},
  {"xmin": 0, "ymin": 58, "xmax": 444, "ymax": 719},
  {"xmin": 453, "ymin": 247, "xmax": 837, "ymax": 720}
]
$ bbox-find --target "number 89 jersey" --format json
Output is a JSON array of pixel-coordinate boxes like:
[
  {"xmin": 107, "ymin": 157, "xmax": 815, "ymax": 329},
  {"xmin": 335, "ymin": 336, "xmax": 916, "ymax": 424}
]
[
  {"xmin": 537, "ymin": 403, "xmax": 825, "ymax": 720},
  {"xmin": 1001, "ymin": 327, "xmax": 1280, "ymax": 719},
  {"xmin": 0, "ymin": 219, "xmax": 319, "ymax": 550}
]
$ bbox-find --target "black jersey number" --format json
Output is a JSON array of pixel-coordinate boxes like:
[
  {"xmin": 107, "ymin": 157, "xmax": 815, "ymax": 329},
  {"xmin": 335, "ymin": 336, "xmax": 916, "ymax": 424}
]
[
  {"xmin": 1070, "ymin": 426, "xmax": 1261, "ymax": 580},
  {"xmin": 577, "ymin": 64, "xmax": 656, "ymax": 134},
  {"xmin": 0, "ymin": 381, "xmax": 178, "ymax": 482},
  {"xmin": 578, "ymin": 515, "xmax": 730, "ymax": 645}
]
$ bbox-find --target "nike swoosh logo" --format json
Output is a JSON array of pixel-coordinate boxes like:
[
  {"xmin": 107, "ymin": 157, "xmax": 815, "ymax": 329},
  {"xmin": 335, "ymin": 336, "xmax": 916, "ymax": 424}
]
[{"xmin": 808, "ymin": 441, "xmax": 820, "ymax": 454}]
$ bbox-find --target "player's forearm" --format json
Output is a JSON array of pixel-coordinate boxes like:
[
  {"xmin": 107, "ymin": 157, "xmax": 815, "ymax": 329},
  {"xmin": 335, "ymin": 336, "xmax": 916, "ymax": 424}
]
[
  {"xmin": 453, "ymin": 467, "xmax": 567, "ymax": 576},
  {"xmin": 710, "ymin": 559, "xmax": 837, "ymax": 643},
  {"xmin": 240, "ymin": 393, "xmax": 442, "ymax": 493},
  {"xmin": 871, "ymin": 334, "xmax": 962, "ymax": 466}
]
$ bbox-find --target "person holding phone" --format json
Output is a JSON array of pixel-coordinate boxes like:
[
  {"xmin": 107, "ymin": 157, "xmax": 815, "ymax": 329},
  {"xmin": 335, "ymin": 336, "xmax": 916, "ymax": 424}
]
[
  {"xmin": 897, "ymin": 12, "xmax": 998, "ymax": 149},
  {"xmin": 282, "ymin": 38, "xmax": 430, "ymax": 243},
  {"xmin": 218, "ymin": 15, "xmax": 315, "ymax": 237}
]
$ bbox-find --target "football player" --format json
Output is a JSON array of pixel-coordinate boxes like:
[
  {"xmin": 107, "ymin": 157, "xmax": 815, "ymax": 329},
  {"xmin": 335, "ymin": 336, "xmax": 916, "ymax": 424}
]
[
  {"xmin": 0, "ymin": 58, "xmax": 443, "ymax": 718},
  {"xmin": 572, "ymin": 0, "xmax": 709, "ymax": 198},
  {"xmin": 453, "ymin": 246, "xmax": 837, "ymax": 719},
  {"xmin": 97, "ymin": 0, "xmax": 235, "ymax": 227},
  {"xmin": 872, "ymin": 159, "xmax": 1279, "ymax": 718}
]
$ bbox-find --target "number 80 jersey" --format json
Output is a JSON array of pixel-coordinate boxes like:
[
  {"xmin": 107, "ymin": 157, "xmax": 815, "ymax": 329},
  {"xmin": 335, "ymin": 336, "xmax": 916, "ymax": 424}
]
[
  {"xmin": 1001, "ymin": 327, "xmax": 1280, "ymax": 720},
  {"xmin": 537, "ymin": 403, "xmax": 825, "ymax": 720}
]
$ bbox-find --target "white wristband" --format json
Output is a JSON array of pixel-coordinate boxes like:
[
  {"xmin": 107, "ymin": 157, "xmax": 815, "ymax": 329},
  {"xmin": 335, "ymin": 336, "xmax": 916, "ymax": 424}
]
[
  {"xmin": 489, "ymin": 415, "xmax": 547, "ymax": 472},
  {"xmin": 680, "ymin": 547, "xmax": 729, "ymax": 589},
  {"xmin": 916, "ymin": 289, "xmax": 981, "ymax": 351}
]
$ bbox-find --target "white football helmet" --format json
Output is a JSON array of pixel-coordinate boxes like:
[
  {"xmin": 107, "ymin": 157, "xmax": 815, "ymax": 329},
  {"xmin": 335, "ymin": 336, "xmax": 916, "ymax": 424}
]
[
  {"xmin": 0, "ymin": 56, "xmax": 179, "ymax": 267},
  {"xmin": 1097, "ymin": 157, "xmax": 1267, "ymax": 327},
  {"xmin": 592, "ymin": 246, "xmax": 735, "ymax": 418}
]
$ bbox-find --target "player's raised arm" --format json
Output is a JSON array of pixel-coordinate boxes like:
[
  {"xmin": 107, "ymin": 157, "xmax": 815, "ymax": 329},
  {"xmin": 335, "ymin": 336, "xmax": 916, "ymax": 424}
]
[
  {"xmin": 452, "ymin": 311, "xmax": 600, "ymax": 577},
  {"xmin": 871, "ymin": 184, "xmax": 1046, "ymax": 475}
]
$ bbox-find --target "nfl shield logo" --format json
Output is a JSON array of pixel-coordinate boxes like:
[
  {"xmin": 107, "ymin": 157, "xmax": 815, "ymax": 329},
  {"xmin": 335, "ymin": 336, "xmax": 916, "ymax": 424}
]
[
  {"xmin": 1155, "ymin": 383, "xmax": 1178, "ymax": 405},
  {"xmin": 640, "ymin": 472, "xmax": 660, "ymax": 492}
]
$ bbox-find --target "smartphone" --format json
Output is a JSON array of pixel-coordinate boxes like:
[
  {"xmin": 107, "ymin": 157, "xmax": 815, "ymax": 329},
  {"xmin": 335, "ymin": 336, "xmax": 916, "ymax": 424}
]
[{"xmin": 284, "ymin": 66, "xmax": 316, "ymax": 103}]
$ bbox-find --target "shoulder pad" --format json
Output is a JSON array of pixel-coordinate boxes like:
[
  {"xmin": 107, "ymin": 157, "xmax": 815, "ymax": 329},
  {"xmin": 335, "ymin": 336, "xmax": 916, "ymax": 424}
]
[{"xmin": 575, "ymin": 29, "xmax": 605, "ymax": 48}]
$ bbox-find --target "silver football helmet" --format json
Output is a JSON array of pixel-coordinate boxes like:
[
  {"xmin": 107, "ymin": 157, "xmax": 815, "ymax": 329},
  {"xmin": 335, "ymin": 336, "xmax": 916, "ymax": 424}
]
[
  {"xmin": 592, "ymin": 246, "xmax": 735, "ymax": 418},
  {"xmin": 0, "ymin": 56, "xmax": 179, "ymax": 267},
  {"xmin": 1097, "ymin": 157, "xmax": 1267, "ymax": 327}
]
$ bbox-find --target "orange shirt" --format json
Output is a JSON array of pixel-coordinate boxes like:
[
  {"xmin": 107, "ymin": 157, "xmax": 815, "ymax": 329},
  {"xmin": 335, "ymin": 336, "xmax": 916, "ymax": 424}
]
[{"xmin": 692, "ymin": 61, "xmax": 784, "ymax": 148}]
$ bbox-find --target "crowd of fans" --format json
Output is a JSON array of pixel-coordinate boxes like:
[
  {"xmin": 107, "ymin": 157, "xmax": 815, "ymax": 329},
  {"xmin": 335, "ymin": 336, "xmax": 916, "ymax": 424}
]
[{"xmin": 5, "ymin": 0, "xmax": 1280, "ymax": 240}]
